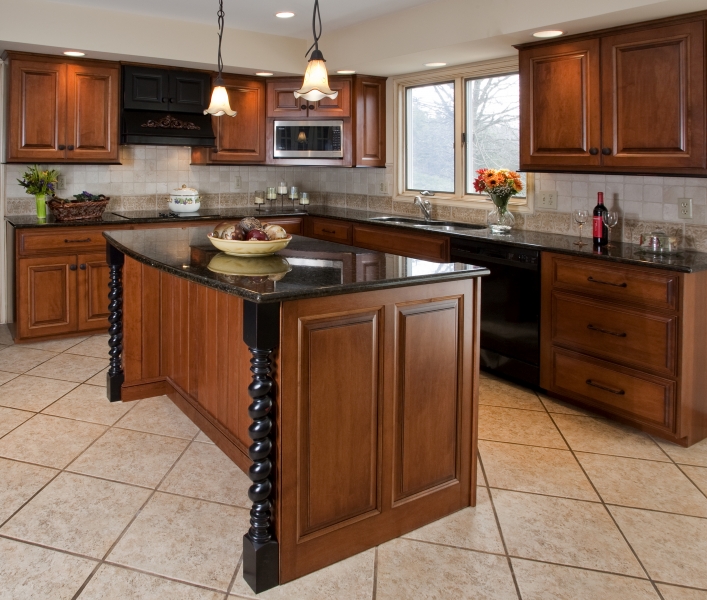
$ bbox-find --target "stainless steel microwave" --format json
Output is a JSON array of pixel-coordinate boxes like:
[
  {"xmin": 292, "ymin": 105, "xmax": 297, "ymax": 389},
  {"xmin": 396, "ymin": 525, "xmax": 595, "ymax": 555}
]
[{"xmin": 274, "ymin": 120, "xmax": 343, "ymax": 159}]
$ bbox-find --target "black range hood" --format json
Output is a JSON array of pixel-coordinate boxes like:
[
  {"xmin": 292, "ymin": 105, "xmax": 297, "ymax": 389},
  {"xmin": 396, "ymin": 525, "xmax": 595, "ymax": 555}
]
[{"xmin": 121, "ymin": 65, "xmax": 216, "ymax": 147}]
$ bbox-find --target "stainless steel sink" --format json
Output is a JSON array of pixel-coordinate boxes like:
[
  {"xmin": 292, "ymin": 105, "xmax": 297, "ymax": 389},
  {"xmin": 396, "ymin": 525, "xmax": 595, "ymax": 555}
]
[
  {"xmin": 423, "ymin": 222, "xmax": 487, "ymax": 231},
  {"xmin": 369, "ymin": 215, "xmax": 487, "ymax": 231},
  {"xmin": 369, "ymin": 216, "xmax": 430, "ymax": 224}
]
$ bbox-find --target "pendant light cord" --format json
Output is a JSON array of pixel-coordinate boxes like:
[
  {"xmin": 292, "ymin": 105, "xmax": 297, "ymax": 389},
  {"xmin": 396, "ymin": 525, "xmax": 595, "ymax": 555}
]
[
  {"xmin": 216, "ymin": 0, "xmax": 225, "ymax": 82},
  {"xmin": 305, "ymin": 0, "xmax": 322, "ymax": 57}
]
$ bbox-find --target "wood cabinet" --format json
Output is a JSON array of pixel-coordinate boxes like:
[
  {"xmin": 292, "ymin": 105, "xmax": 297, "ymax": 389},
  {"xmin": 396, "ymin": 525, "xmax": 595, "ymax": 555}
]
[
  {"xmin": 266, "ymin": 77, "xmax": 351, "ymax": 118},
  {"xmin": 541, "ymin": 252, "xmax": 707, "ymax": 446},
  {"xmin": 518, "ymin": 14, "xmax": 706, "ymax": 174},
  {"xmin": 354, "ymin": 76, "xmax": 386, "ymax": 167},
  {"xmin": 191, "ymin": 75, "xmax": 266, "ymax": 164},
  {"xmin": 13, "ymin": 227, "xmax": 120, "ymax": 341},
  {"xmin": 7, "ymin": 53, "xmax": 120, "ymax": 163},
  {"xmin": 123, "ymin": 65, "xmax": 210, "ymax": 113}
]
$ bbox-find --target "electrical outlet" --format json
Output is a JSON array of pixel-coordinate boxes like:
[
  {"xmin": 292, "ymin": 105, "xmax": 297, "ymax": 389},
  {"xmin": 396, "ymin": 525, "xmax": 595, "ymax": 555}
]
[
  {"xmin": 537, "ymin": 190, "xmax": 558, "ymax": 210},
  {"xmin": 233, "ymin": 175, "xmax": 242, "ymax": 189},
  {"xmin": 679, "ymin": 198, "xmax": 693, "ymax": 219},
  {"xmin": 379, "ymin": 182, "xmax": 387, "ymax": 193}
]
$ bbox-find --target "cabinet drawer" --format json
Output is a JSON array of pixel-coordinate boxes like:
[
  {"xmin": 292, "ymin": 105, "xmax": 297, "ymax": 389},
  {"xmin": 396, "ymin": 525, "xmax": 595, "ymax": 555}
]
[
  {"xmin": 353, "ymin": 225, "xmax": 449, "ymax": 262},
  {"xmin": 550, "ymin": 349, "xmax": 676, "ymax": 431},
  {"xmin": 552, "ymin": 292, "xmax": 677, "ymax": 376},
  {"xmin": 19, "ymin": 230, "xmax": 108, "ymax": 256},
  {"xmin": 266, "ymin": 217, "xmax": 303, "ymax": 235},
  {"xmin": 546, "ymin": 253, "xmax": 678, "ymax": 311},
  {"xmin": 309, "ymin": 218, "xmax": 352, "ymax": 244}
]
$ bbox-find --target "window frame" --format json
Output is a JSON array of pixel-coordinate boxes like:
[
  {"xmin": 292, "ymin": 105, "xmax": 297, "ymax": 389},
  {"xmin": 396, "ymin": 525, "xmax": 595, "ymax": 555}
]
[{"xmin": 393, "ymin": 57, "xmax": 534, "ymax": 212}]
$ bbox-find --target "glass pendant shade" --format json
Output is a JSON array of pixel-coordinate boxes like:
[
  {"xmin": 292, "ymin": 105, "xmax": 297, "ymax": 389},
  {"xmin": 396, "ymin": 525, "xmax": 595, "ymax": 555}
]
[
  {"xmin": 297, "ymin": 130, "xmax": 307, "ymax": 143},
  {"xmin": 294, "ymin": 54, "xmax": 338, "ymax": 102},
  {"xmin": 204, "ymin": 82, "xmax": 236, "ymax": 117}
]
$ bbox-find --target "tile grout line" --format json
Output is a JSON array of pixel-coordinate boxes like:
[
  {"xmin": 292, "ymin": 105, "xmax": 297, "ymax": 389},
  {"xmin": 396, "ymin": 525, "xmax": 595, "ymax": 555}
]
[
  {"xmin": 69, "ymin": 428, "xmax": 203, "ymax": 600},
  {"xmin": 224, "ymin": 555, "xmax": 244, "ymax": 599},
  {"xmin": 535, "ymin": 389, "xmax": 667, "ymax": 600},
  {"xmin": 477, "ymin": 453, "xmax": 524, "ymax": 600},
  {"xmin": 371, "ymin": 545, "xmax": 378, "ymax": 600},
  {"xmin": 647, "ymin": 434, "xmax": 707, "ymax": 503}
]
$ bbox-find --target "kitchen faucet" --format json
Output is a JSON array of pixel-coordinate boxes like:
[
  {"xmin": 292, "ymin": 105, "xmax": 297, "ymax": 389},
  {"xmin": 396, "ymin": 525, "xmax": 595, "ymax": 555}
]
[{"xmin": 414, "ymin": 195, "xmax": 432, "ymax": 221}]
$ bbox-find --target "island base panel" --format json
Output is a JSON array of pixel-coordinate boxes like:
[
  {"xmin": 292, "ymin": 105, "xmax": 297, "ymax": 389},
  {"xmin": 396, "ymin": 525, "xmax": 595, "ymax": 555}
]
[{"xmin": 117, "ymin": 256, "xmax": 480, "ymax": 587}]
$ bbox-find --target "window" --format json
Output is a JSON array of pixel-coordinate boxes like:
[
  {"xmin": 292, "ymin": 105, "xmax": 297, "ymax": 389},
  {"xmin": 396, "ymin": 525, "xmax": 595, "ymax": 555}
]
[
  {"xmin": 406, "ymin": 82, "xmax": 455, "ymax": 193},
  {"xmin": 395, "ymin": 58, "xmax": 532, "ymax": 208}
]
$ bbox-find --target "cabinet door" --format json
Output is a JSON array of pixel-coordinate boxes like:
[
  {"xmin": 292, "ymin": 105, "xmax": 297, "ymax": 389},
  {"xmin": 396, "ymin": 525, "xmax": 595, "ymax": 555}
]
[
  {"xmin": 267, "ymin": 77, "xmax": 308, "ymax": 118},
  {"xmin": 519, "ymin": 40, "xmax": 601, "ymax": 168},
  {"xmin": 354, "ymin": 76, "xmax": 386, "ymax": 166},
  {"xmin": 601, "ymin": 22, "xmax": 705, "ymax": 169},
  {"xmin": 77, "ymin": 253, "xmax": 111, "ymax": 332},
  {"xmin": 207, "ymin": 76, "xmax": 266, "ymax": 163},
  {"xmin": 17, "ymin": 255, "xmax": 77, "ymax": 339},
  {"xmin": 311, "ymin": 78, "xmax": 351, "ymax": 117},
  {"xmin": 169, "ymin": 71, "xmax": 210, "ymax": 114},
  {"xmin": 66, "ymin": 63, "xmax": 120, "ymax": 163},
  {"xmin": 8, "ymin": 59, "xmax": 67, "ymax": 162},
  {"xmin": 122, "ymin": 65, "xmax": 170, "ymax": 111}
]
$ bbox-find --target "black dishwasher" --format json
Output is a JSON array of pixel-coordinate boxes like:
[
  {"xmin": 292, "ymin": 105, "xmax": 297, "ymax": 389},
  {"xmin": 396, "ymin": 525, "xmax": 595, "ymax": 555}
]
[{"xmin": 451, "ymin": 238, "xmax": 540, "ymax": 386}]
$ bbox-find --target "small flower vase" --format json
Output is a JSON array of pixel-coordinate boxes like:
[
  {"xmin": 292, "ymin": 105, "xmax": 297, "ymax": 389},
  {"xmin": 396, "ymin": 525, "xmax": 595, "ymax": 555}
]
[
  {"xmin": 486, "ymin": 192, "xmax": 515, "ymax": 233},
  {"xmin": 35, "ymin": 194, "xmax": 47, "ymax": 220}
]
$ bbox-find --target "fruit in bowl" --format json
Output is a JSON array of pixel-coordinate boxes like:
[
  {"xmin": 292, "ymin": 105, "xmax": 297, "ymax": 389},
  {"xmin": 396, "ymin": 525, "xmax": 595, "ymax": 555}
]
[{"xmin": 208, "ymin": 217, "xmax": 292, "ymax": 257}]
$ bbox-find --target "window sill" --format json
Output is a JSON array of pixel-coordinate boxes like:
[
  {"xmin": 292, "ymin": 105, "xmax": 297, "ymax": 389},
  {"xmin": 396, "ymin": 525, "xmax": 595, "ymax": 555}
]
[{"xmin": 394, "ymin": 194, "xmax": 534, "ymax": 214}]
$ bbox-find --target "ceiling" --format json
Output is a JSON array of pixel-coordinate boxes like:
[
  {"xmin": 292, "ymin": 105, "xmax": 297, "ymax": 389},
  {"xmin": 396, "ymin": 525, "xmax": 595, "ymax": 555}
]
[{"xmin": 43, "ymin": 0, "xmax": 439, "ymax": 37}]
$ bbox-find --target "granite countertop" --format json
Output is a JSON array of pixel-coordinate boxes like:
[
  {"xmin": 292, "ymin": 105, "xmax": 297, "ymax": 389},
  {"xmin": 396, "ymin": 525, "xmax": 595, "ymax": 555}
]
[
  {"xmin": 103, "ymin": 226, "xmax": 489, "ymax": 303},
  {"xmin": 8, "ymin": 205, "xmax": 707, "ymax": 273}
]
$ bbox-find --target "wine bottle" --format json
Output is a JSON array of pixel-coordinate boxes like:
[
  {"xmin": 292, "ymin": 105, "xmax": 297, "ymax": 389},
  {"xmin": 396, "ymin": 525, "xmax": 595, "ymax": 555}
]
[{"xmin": 592, "ymin": 192, "xmax": 608, "ymax": 246}]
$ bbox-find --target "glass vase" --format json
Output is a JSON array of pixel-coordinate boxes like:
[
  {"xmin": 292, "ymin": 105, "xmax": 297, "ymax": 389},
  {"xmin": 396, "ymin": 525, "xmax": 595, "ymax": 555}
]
[
  {"xmin": 486, "ymin": 192, "xmax": 515, "ymax": 234},
  {"xmin": 35, "ymin": 194, "xmax": 47, "ymax": 220}
]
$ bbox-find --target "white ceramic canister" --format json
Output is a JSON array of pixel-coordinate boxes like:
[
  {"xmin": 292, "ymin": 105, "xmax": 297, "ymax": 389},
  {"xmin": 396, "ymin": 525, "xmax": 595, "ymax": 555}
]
[{"xmin": 168, "ymin": 184, "xmax": 201, "ymax": 213}]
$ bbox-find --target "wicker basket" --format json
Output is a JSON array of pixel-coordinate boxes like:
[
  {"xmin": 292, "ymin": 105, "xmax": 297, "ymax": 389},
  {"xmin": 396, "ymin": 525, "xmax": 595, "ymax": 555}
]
[{"xmin": 47, "ymin": 197, "xmax": 110, "ymax": 222}]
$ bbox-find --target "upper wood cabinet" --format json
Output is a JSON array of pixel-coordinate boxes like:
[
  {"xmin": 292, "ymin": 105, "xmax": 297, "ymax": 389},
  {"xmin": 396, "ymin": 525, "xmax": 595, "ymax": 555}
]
[
  {"xmin": 7, "ymin": 53, "xmax": 120, "ymax": 163},
  {"xmin": 266, "ymin": 77, "xmax": 351, "ymax": 118},
  {"xmin": 192, "ymin": 74, "xmax": 266, "ymax": 164},
  {"xmin": 123, "ymin": 65, "xmax": 211, "ymax": 114},
  {"xmin": 517, "ymin": 14, "xmax": 706, "ymax": 174},
  {"xmin": 353, "ymin": 76, "xmax": 386, "ymax": 167},
  {"xmin": 519, "ymin": 40, "xmax": 601, "ymax": 168}
]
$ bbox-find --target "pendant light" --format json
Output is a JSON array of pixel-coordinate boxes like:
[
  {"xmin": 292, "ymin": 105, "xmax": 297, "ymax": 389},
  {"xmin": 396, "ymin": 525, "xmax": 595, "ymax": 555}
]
[
  {"xmin": 204, "ymin": 0, "xmax": 236, "ymax": 117},
  {"xmin": 294, "ymin": 0, "xmax": 338, "ymax": 102}
]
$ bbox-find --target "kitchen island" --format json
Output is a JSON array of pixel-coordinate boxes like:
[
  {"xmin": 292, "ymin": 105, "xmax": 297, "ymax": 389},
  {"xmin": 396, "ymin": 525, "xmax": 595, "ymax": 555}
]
[{"xmin": 102, "ymin": 225, "xmax": 488, "ymax": 592}]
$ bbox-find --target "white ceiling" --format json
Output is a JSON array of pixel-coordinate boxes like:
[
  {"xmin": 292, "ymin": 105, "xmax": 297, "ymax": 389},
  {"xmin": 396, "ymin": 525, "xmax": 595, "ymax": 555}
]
[{"xmin": 44, "ymin": 0, "xmax": 439, "ymax": 37}]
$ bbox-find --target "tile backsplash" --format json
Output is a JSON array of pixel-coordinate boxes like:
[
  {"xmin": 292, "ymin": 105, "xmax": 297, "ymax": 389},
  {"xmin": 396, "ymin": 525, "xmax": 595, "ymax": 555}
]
[{"xmin": 5, "ymin": 146, "xmax": 707, "ymax": 251}]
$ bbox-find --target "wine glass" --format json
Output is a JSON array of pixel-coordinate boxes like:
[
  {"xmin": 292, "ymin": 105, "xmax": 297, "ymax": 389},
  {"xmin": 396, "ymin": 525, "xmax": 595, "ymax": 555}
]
[
  {"xmin": 602, "ymin": 211, "xmax": 619, "ymax": 248},
  {"xmin": 573, "ymin": 209, "xmax": 589, "ymax": 246}
]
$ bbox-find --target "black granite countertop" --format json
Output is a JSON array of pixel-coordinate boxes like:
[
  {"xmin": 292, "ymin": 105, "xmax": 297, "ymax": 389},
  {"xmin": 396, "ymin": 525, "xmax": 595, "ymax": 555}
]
[
  {"xmin": 103, "ymin": 226, "xmax": 488, "ymax": 303},
  {"xmin": 9, "ymin": 205, "xmax": 707, "ymax": 273}
]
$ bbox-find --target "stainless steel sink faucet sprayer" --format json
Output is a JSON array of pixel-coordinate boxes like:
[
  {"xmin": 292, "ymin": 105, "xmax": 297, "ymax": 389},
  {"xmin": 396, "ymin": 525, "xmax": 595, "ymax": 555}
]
[{"xmin": 414, "ymin": 194, "xmax": 432, "ymax": 221}]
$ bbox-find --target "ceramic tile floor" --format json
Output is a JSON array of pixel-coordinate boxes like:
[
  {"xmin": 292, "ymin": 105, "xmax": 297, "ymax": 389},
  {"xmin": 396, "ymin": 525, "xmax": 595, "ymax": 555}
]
[{"xmin": 1, "ymin": 328, "xmax": 707, "ymax": 599}]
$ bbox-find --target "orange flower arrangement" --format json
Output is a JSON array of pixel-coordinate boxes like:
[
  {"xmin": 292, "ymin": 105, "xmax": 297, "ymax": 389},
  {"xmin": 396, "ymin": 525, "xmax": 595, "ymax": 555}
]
[{"xmin": 473, "ymin": 168, "xmax": 523, "ymax": 197}]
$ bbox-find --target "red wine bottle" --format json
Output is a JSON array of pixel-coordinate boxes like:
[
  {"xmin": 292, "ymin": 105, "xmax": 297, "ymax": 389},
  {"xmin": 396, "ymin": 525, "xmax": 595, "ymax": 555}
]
[{"xmin": 592, "ymin": 192, "xmax": 608, "ymax": 246}]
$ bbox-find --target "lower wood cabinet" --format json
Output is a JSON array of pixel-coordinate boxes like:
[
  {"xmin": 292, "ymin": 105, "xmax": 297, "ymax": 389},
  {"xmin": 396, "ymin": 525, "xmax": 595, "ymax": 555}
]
[
  {"xmin": 541, "ymin": 252, "xmax": 707, "ymax": 446},
  {"xmin": 77, "ymin": 253, "xmax": 111, "ymax": 331}
]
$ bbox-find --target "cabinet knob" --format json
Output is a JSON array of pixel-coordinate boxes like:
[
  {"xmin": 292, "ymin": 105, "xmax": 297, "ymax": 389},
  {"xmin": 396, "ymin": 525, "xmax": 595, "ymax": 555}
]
[
  {"xmin": 58, "ymin": 144, "xmax": 66, "ymax": 150},
  {"xmin": 68, "ymin": 145, "xmax": 74, "ymax": 151},
  {"xmin": 601, "ymin": 147, "xmax": 612, "ymax": 155},
  {"xmin": 162, "ymin": 97, "xmax": 167, "ymax": 103},
  {"xmin": 79, "ymin": 264, "xmax": 86, "ymax": 270},
  {"xmin": 308, "ymin": 105, "xmax": 315, "ymax": 110},
  {"xmin": 589, "ymin": 147, "xmax": 599, "ymax": 155},
  {"xmin": 300, "ymin": 105, "xmax": 307, "ymax": 110},
  {"xmin": 69, "ymin": 264, "xmax": 78, "ymax": 271}
]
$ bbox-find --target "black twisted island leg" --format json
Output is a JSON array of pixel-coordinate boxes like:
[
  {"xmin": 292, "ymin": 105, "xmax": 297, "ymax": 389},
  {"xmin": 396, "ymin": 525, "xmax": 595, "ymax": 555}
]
[
  {"xmin": 106, "ymin": 244, "xmax": 125, "ymax": 402},
  {"xmin": 242, "ymin": 300, "xmax": 280, "ymax": 593}
]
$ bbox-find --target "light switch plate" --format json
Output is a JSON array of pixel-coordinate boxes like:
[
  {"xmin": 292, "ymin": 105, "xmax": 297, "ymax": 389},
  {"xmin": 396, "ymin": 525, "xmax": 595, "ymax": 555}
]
[
  {"xmin": 379, "ymin": 182, "xmax": 387, "ymax": 193},
  {"xmin": 538, "ymin": 190, "xmax": 558, "ymax": 210},
  {"xmin": 679, "ymin": 198, "xmax": 693, "ymax": 219},
  {"xmin": 233, "ymin": 175, "xmax": 242, "ymax": 189},
  {"xmin": 56, "ymin": 175, "xmax": 66, "ymax": 191}
]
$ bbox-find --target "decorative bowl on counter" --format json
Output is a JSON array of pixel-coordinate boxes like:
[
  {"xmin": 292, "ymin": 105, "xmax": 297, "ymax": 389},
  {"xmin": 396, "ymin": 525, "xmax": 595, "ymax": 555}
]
[
  {"xmin": 208, "ymin": 254, "xmax": 291, "ymax": 280},
  {"xmin": 207, "ymin": 233, "xmax": 292, "ymax": 257},
  {"xmin": 168, "ymin": 184, "xmax": 200, "ymax": 213},
  {"xmin": 637, "ymin": 229, "xmax": 681, "ymax": 254}
]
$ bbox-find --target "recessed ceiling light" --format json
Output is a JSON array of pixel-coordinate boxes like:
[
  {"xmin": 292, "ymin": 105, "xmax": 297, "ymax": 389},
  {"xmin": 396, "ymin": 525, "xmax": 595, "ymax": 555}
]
[
  {"xmin": 63, "ymin": 51, "xmax": 85, "ymax": 57},
  {"xmin": 533, "ymin": 30, "xmax": 564, "ymax": 38},
  {"xmin": 256, "ymin": 72, "xmax": 274, "ymax": 77},
  {"xmin": 276, "ymin": 11, "xmax": 295, "ymax": 18},
  {"xmin": 425, "ymin": 62, "xmax": 446, "ymax": 67},
  {"xmin": 337, "ymin": 70, "xmax": 356, "ymax": 74}
]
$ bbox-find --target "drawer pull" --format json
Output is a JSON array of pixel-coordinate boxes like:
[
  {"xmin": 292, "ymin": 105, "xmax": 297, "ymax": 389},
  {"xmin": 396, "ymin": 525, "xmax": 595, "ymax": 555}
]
[
  {"xmin": 64, "ymin": 238, "xmax": 92, "ymax": 243},
  {"xmin": 587, "ymin": 276, "xmax": 627, "ymax": 288},
  {"xmin": 321, "ymin": 228, "xmax": 337, "ymax": 234},
  {"xmin": 586, "ymin": 379, "xmax": 625, "ymax": 395},
  {"xmin": 587, "ymin": 324, "xmax": 627, "ymax": 338}
]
